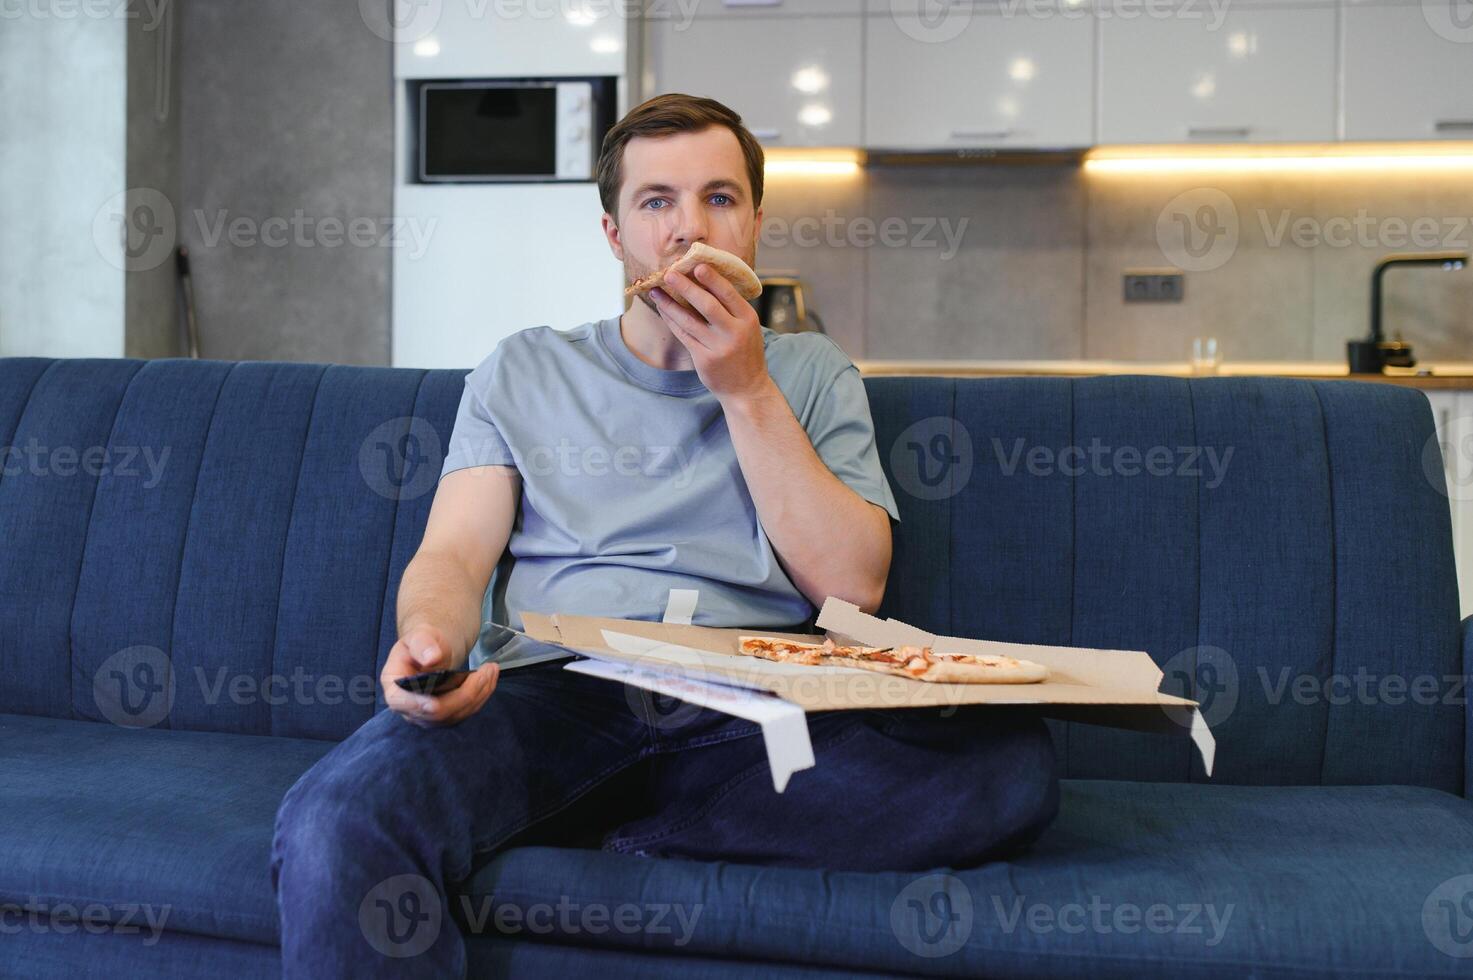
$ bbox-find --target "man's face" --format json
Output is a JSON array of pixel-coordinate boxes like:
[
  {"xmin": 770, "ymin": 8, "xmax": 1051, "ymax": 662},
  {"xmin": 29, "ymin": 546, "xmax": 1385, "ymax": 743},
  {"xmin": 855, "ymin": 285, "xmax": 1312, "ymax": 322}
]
[{"xmin": 604, "ymin": 126, "xmax": 761, "ymax": 314}]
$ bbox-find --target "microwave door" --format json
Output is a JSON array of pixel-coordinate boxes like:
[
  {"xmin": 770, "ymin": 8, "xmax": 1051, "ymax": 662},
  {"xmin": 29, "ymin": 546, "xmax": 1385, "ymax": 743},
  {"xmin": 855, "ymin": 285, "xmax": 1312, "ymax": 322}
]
[{"xmin": 419, "ymin": 83, "xmax": 558, "ymax": 182}]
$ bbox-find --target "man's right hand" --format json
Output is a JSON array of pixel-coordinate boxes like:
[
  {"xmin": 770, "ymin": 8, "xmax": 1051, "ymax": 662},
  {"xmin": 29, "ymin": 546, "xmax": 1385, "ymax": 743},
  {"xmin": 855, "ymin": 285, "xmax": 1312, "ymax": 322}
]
[{"xmin": 381, "ymin": 624, "xmax": 500, "ymax": 728}]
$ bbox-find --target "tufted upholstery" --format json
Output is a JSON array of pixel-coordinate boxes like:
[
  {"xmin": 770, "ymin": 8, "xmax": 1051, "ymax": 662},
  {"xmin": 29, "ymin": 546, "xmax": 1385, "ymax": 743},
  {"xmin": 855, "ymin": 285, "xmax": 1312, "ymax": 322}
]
[
  {"xmin": 868, "ymin": 375, "xmax": 1464, "ymax": 795},
  {"xmin": 0, "ymin": 358, "xmax": 1463, "ymax": 794}
]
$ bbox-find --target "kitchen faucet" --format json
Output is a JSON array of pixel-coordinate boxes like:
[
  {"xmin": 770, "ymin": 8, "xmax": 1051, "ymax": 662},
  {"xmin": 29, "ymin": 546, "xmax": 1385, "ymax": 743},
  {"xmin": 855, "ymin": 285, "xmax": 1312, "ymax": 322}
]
[{"xmin": 1348, "ymin": 251, "xmax": 1469, "ymax": 373}]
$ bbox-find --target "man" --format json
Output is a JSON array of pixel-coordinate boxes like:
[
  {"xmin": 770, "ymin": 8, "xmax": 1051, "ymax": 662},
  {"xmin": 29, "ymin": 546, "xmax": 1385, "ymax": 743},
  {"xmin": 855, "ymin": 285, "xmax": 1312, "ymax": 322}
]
[{"xmin": 271, "ymin": 93, "xmax": 1059, "ymax": 978}]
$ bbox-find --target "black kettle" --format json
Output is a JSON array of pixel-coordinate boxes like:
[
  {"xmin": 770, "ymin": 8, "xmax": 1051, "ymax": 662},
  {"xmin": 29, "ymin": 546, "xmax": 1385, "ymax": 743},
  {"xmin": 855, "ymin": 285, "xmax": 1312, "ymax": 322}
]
[{"xmin": 752, "ymin": 276, "xmax": 825, "ymax": 334}]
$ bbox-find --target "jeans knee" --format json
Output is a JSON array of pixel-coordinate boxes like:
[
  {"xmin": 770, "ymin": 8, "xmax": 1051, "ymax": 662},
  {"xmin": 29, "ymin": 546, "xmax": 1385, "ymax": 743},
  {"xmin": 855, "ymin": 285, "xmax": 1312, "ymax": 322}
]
[
  {"xmin": 1020, "ymin": 715, "xmax": 1059, "ymax": 784},
  {"xmin": 271, "ymin": 763, "xmax": 383, "ymax": 893},
  {"xmin": 992, "ymin": 716, "xmax": 1061, "ymax": 854}
]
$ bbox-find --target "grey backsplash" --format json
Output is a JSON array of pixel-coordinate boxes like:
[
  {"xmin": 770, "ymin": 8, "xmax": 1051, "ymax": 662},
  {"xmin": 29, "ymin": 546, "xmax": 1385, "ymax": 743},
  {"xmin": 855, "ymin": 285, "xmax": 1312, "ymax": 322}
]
[{"xmin": 759, "ymin": 163, "xmax": 1473, "ymax": 364}]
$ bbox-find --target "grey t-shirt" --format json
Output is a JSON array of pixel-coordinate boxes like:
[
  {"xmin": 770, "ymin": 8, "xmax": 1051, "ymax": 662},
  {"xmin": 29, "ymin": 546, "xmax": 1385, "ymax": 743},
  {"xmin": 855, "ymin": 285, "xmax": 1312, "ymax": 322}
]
[{"xmin": 439, "ymin": 314, "xmax": 900, "ymax": 638}]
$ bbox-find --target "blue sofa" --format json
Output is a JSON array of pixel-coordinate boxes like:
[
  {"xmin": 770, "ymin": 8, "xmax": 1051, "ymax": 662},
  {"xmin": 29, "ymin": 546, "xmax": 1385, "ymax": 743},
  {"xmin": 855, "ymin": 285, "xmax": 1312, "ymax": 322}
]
[{"xmin": 2, "ymin": 356, "xmax": 1471, "ymax": 978}]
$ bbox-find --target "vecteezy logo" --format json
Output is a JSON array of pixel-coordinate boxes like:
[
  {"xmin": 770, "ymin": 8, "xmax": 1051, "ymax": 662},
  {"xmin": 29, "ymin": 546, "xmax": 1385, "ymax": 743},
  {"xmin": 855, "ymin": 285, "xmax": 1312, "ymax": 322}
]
[
  {"xmin": 892, "ymin": 0, "xmax": 974, "ymax": 43},
  {"xmin": 1159, "ymin": 645, "xmax": 1238, "ymax": 730},
  {"xmin": 1424, "ymin": 874, "xmax": 1473, "ymax": 957},
  {"xmin": 359, "ymin": 416, "xmax": 442, "ymax": 501},
  {"xmin": 890, "ymin": 874, "xmax": 973, "ymax": 958},
  {"xmin": 359, "ymin": 0, "xmax": 442, "ymax": 43},
  {"xmin": 1423, "ymin": 418, "xmax": 1473, "ymax": 502},
  {"xmin": 621, "ymin": 645, "xmax": 711, "ymax": 731},
  {"xmin": 625, "ymin": 684, "xmax": 707, "ymax": 731},
  {"xmin": 92, "ymin": 188, "xmax": 176, "ymax": 272},
  {"xmin": 93, "ymin": 646, "xmax": 175, "ymax": 729},
  {"xmin": 359, "ymin": 874, "xmax": 441, "ymax": 958},
  {"xmin": 889, "ymin": 417, "xmax": 973, "ymax": 501},
  {"xmin": 1422, "ymin": 0, "xmax": 1473, "ymax": 44},
  {"xmin": 1156, "ymin": 187, "xmax": 1239, "ymax": 273}
]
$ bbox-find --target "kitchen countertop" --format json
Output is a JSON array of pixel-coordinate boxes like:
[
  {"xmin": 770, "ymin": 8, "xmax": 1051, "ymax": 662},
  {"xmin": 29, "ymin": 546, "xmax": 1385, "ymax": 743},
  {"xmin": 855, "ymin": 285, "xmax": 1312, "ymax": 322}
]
[{"xmin": 852, "ymin": 359, "xmax": 1473, "ymax": 389}]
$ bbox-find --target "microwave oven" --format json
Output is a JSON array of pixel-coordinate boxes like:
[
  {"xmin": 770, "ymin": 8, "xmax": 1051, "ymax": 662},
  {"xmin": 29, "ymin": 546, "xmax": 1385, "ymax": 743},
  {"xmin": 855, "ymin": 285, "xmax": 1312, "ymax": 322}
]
[{"xmin": 416, "ymin": 77, "xmax": 615, "ymax": 183}]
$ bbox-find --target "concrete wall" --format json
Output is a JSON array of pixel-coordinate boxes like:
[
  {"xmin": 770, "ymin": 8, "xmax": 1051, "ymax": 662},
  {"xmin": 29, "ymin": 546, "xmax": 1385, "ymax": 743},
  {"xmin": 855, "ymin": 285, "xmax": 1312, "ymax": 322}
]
[
  {"xmin": 178, "ymin": 0, "xmax": 393, "ymax": 364},
  {"xmin": 125, "ymin": 0, "xmax": 182, "ymax": 359}
]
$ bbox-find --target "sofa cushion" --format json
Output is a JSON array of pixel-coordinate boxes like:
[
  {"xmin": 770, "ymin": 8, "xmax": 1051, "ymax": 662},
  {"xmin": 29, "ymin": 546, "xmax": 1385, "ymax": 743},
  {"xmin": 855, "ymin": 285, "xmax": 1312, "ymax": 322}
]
[
  {"xmin": 461, "ymin": 778, "xmax": 1473, "ymax": 978},
  {"xmin": 4, "ymin": 922, "xmax": 282, "ymax": 980},
  {"xmin": 0, "ymin": 712, "xmax": 334, "ymax": 945},
  {"xmin": 464, "ymin": 934, "xmax": 908, "ymax": 979}
]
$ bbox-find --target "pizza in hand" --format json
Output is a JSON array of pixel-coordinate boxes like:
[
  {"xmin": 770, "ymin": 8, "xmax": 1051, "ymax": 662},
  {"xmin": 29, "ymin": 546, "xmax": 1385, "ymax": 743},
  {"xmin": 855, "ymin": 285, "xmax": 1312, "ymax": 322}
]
[{"xmin": 736, "ymin": 636, "xmax": 1048, "ymax": 685}]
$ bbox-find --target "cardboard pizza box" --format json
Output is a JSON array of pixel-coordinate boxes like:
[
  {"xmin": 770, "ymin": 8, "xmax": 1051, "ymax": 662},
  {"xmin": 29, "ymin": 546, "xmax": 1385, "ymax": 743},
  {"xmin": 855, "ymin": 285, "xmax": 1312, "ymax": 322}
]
[{"xmin": 522, "ymin": 597, "xmax": 1216, "ymax": 777}]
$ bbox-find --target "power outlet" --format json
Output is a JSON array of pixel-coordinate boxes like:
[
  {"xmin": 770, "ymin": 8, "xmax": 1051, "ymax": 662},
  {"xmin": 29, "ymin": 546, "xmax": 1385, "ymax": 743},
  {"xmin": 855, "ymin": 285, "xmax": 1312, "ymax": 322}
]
[{"xmin": 1124, "ymin": 272, "xmax": 1184, "ymax": 303}]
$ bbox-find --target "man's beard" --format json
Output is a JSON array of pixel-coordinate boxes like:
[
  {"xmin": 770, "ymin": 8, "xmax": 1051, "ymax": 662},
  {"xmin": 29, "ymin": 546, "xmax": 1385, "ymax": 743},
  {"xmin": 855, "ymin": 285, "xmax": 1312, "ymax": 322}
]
[{"xmin": 625, "ymin": 254, "xmax": 670, "ymax": 313}]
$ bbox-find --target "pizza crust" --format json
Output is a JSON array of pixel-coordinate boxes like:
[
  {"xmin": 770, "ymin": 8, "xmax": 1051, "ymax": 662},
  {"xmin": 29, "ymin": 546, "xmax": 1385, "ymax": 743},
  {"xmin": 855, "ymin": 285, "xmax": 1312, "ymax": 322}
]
[{"xmin": 625, "ymin": 242, "xmax": 763, "ymax": 310}]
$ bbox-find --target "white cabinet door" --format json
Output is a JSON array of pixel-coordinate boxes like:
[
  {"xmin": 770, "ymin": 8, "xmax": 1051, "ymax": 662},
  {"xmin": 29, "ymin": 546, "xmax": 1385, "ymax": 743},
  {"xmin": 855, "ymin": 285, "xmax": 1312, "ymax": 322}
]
[
  {"xmin": 1426, "ymin": 391, "xmax": 1473, "ymax": 618},
  {"xmin": 1344, "ymin": 2, "xmax": 1473, "ymax": 140},
  {"xmin": 393, "ymin": 1, "xmax": 626, "ymax": 79},
  {"xmin": 391, "ymin": 185, "xmax": 622, "ymax": 369},
  {"xmin": 1099, "ymin": 4, "xmax": 1336, "ymax": 143},
  {"xmin": 646, "ymin": 15, "xmax": 863, "ymax": 147},
  {"xmin": 864, "ymin": 10, "xmax": 1095, "ymax": 149},
  {"xmin": 650, "ymin": 0, "xmax": 857, "ymax": 18}
]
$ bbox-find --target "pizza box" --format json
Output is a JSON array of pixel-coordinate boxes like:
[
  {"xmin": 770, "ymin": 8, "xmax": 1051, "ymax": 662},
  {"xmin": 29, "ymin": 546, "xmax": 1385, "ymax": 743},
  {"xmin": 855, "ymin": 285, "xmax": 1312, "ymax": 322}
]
[{"xmin": 522, "ymin": 596, "xmax": 1216, "ymax": 778}]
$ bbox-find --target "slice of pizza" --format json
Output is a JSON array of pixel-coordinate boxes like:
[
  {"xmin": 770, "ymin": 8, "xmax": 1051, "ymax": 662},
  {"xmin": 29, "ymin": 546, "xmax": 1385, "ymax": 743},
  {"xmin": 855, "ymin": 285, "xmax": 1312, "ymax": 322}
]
[
  {"xmin": 736, "ymin": 636, "xmax": 842, "ymax": 667},
  {"xmin": 737, "ymin": 635, "xmax": 1048, "ymax": 685}
]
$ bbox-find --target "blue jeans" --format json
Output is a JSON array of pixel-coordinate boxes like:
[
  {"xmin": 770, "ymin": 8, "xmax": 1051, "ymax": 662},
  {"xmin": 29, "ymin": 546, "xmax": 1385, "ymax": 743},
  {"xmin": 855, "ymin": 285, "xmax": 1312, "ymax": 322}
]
[{"xmin": 270, "ymin": 659, "xmax": 1059, "ymax": 979}]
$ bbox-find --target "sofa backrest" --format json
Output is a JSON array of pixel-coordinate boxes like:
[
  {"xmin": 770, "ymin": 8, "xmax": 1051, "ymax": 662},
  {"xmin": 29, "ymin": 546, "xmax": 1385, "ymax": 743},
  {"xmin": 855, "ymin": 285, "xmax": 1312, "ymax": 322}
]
[
  {"xmin": 0, "ymin": 358, "xmax": 1463, "ymax": 793},
  {"xmin": 0, "ymin": 358, "xmax": 463, "ymax": 742},
  {"xmin": 867, "ymin": 375, "xmax": 1463, "ymax": 795}
]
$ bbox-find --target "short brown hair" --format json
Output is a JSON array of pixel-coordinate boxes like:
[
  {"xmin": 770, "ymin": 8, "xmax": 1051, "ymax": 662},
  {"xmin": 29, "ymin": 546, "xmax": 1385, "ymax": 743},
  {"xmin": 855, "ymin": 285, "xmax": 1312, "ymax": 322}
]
[{"xmin": 596, "ymin": 93, "xmax": 765, "ymax": 221}]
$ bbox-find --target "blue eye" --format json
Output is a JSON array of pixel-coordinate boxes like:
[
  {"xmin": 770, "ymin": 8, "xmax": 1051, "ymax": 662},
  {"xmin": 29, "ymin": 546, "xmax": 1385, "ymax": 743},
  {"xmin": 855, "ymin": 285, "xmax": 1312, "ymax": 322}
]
[
  {"xmin": 711, "ymin": 194, "xmax": 731, "ymax": 206},
  {"xmin": 644, "ymin": 198, "xmax": 667, "ymax": 210}
]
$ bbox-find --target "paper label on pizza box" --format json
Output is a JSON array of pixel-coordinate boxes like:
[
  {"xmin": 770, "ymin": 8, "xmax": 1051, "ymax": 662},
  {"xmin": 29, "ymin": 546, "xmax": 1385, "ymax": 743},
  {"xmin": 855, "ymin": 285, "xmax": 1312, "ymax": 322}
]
[{"xmin": 521, "ymin": 598, "xmax": 1216, "ymax": 776}]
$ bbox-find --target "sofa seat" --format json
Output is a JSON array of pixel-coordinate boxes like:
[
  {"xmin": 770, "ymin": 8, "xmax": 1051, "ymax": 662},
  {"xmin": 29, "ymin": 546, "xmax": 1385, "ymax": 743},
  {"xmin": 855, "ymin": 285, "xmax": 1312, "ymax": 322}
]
[
  {"xmin": 0, "ymin": 713, "xmax": 335, "ymax": 946},
  {"xmin": 7, "ymin": 708, "xmax": 1473, "ymax": 979},
  {"xmin": 463, "ymin": 779, "xmax": 1473, "ymax": 979}
]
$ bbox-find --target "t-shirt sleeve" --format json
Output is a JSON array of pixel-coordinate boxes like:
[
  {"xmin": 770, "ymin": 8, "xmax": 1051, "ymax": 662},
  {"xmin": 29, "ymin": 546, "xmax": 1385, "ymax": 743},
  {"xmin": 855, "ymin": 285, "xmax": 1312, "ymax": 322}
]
[
  {"xmin": 804, "ymin": 360, "xmax": 902, "ymax": 524},
  {"xmin": 440, "ymin": 367, "xmax": 516, "ymax": 478}
]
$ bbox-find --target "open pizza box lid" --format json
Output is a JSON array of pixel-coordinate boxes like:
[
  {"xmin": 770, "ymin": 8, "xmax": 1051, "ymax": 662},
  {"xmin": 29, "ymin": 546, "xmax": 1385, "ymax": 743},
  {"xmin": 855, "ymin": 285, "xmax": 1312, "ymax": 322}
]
[{"xmin": 522, "ymin": 597, "xmax": 1215, "ymax": 778}]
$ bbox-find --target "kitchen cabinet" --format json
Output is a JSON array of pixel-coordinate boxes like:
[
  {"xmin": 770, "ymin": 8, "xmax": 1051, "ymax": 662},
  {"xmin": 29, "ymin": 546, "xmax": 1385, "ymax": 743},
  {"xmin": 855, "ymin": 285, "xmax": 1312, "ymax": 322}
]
[
  {"xmin": 864, "ymin": 7, "xmax": 1095, "ymax": 149},
  {"xmin": 1099, "ymin": 3, "xmax": 1337, "ymax": 143},
  {"xmin": 648, "ymin": 0, "xmax": 857, "ymax": 17},
  {"xmin": 1344, "ymin": 1, "xmax": 1473, "ymax": 141},
  {"xmin": 866, "ymin": 0, "xmax": 1090, "ymax": 12},
  {"xmin": 1426, "ymin": 391, "xmax": 1473, "ymax": 616},
  {"xmin": 392, "ymin": 184, "xmax": 621, "ymax": 369},
  {"xmin": 641, "ymin": 0, "xmax": 1473, "ymax": 150},
  {"xmin": 645, "ymin": 13, "xmax": 863, "ymax": 147},
  {"xmin": 394, "ymin": 0, "xmax": 625, "ymax": 78}
]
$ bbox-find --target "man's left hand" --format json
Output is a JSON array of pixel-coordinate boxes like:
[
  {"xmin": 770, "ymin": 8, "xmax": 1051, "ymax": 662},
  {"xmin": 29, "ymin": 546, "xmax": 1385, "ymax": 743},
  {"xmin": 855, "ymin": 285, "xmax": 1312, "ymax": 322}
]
[{"xmin": 650, "ymin": 262, "xmax": 772, "ymax": 402}]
